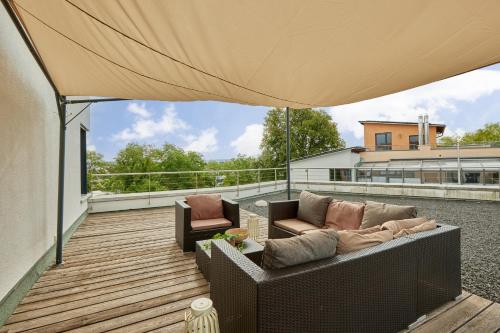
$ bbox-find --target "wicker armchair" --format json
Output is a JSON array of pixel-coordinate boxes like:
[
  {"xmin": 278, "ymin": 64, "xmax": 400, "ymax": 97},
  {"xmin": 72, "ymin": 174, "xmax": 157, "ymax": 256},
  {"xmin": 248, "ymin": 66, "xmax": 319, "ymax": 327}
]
[
  {"xmin": 268, "ymin": 199, "xmax": 301, "ymax": 239},
  {"xmin": 175, "ymin": 198, "xmax": 240, "ymax": 252},
  {"xmin": 210, "ymin": 224, "xmax": 461, "ymax": 333}
]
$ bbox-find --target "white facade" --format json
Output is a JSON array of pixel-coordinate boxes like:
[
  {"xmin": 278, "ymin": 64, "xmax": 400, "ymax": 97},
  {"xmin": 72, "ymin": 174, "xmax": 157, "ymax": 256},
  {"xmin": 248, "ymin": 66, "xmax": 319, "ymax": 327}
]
[
  {"xmin": 0, "ymin": 5, "xmax": 89, "ymax": 303},
  {"xmin": 290, "ymin": 149, "xmax": 361, "ymax": 182}
]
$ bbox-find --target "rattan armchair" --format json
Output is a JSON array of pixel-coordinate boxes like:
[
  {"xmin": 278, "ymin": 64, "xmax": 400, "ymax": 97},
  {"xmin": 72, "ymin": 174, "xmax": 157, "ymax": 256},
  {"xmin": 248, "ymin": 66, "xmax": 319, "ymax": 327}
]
[{"xmin": 175, "ymin": 198, "xmax": 240, "ymax": 252}]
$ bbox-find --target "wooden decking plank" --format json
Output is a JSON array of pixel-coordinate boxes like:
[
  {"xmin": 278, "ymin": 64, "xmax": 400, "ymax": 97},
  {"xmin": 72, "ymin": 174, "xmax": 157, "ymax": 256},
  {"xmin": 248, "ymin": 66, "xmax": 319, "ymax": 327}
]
[
  {"xmin": 28, "ymin": 260, "xmax": 196, "ymax": 296},
  {"xmin": 454, "ymin": 302, "xmax": 500, "ymax": 333},
  {"xmin": 411, "ymin": 295, "xmax": 492, "ymax": 333},
  {"xmin": 20, "ymin": 267, "xmax": 198, "ymax": 307},
  {"xmin": 66, "ymin": 293, "xmax": 209, "ymax": 333},
  {"xmin": 1, "ymin": 281, "xmax": 208, "ymax": 332},
  {"xmin": 9, "ymin": 274, "xmax": 205, "ymax": 323}
]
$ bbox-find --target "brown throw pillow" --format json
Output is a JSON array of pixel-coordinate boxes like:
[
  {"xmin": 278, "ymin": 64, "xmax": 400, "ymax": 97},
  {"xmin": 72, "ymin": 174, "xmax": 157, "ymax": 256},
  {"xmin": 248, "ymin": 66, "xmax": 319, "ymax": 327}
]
[
  {"xmin": 262, "ymin": 230, "xmax": 339, "ymax": 269},
  {"xmin": 361, "ymin": 201, "xmax": 417, "ymax": 229},
  {"xmin": 297, "ymin": 191, "xmax": 332, "ymax": 227},
  {"xmin": 381, "ymin": 217, "xmax": 429, "ymax": 234},
  {"xmin": 325, "ymin": 200, "xmax": 365, "ymax": 230},
  {"xmin": 394, "ymin": 220, "xmax": 437, "ymax": 238},
  {"xmin": 185, "ymin": 194, "xmax": 224, "ymax": 220},
  {"xmin": 336, "ymin": 229, "xmax": 393, "ymax": 254}
]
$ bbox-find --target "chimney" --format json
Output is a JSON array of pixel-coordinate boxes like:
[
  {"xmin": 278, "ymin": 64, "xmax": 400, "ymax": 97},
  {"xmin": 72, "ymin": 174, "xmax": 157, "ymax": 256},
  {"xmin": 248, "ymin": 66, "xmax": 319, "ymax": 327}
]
[
  {"xmin": 418, "ymin": 115, "xmax": 424, "ymax": 146},
  {"xmin": 423, "ymin": 114, "xmax": 430, "ymax": 145}
]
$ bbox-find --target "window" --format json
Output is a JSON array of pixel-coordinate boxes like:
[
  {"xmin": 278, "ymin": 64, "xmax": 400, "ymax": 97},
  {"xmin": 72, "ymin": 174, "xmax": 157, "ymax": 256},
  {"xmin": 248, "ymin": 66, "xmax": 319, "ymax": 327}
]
[
  {"xmin": 375, "ymin": 132, "xmax": 392, "ymax": 151},
  {"xmin": 80, "ymin": 127, "xmax": 87, "ymax": 195},
  {"xmin": 409, "ymin": 135, "xmax": 418, "ymax": 150}
]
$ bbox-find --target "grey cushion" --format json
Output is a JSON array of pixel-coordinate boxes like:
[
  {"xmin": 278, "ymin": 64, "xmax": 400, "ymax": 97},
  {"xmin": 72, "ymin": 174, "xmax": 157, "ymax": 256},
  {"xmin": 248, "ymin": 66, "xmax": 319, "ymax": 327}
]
[
  {"xmin": 361, "ymin": 201, "xmax": 417, "ymax": 229},
  {"xmin": 262, "ymin": 230, "xmax": 339, "ymax": 269},
  {"xmin": 297, "ymin": 191, "xmax": 332, "ymax": 227}
]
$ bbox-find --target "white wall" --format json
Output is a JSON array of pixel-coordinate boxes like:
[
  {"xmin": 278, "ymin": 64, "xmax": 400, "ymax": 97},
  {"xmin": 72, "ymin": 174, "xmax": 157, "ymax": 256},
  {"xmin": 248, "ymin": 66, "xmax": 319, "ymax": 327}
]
[
  {"xmin": 290, "ymin": 150, "xmax": 360, "ymax": 182},
  {"xmin": 0, "ymin": 6, "xmax": 88, "ymax": 302}
]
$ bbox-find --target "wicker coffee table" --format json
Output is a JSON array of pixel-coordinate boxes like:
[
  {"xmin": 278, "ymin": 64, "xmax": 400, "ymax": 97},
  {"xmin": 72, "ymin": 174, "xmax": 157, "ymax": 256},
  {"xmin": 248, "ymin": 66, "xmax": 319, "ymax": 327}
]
[{"xmin": 196, "ymin": 238, "xmax": 264, "ymax": 281}]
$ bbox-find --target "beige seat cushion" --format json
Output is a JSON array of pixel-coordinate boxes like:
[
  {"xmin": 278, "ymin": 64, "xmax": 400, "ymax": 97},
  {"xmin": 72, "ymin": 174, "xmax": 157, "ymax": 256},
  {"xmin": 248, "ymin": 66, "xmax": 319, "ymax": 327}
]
[
  {"xmin": 186, "ymin": 193, "xmax": 224, "ymax": 220},
  {"xmin": 191, "ymin": 218, "xmax": 232, "ymax": 231},
  {"xmin": 394, "ymin": 220, "xmax": 437, "ymax": 238},
  {"xmin": 274, "ymin": 218, "xmax": 320, "ymax": 234},
  {"xmin": 336, "ymin": 229, "xmax": 393, "ymax": 254},
  {"xmin": 325, "ymin": 200, "xmax": 365, "ymax": 231},
  {"xmin": 361, "ymin": 201, "xmax": 417, "ymax": 229},
  {"xmin": 381, "ymin": 217, "xmax": 429, "ymax": 234},
  {"xmin": 297, "ymin": 191, "xmax": 332, "ymax": 227},
  {"xmin": 262, "ymin": 230, "xmax": 339, "ymax": 269}
]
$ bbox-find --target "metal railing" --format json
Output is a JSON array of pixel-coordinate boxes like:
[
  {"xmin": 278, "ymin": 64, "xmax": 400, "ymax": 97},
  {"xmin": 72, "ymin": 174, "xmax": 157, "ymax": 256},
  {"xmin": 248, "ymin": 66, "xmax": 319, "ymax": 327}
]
[
  {"xmin": 89, "ymin": 168, "xmax": 287, "ymax": 196},
  {"xmin": 291, "ymin": 167, "xmax": 500, "ymax": 188}
]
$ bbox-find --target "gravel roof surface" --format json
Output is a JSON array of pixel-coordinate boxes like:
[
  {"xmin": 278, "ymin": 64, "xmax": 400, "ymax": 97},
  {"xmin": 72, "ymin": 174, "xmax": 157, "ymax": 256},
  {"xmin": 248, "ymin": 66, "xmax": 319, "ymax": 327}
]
[{"xmin": 237, "ymin": 191, "xmax": 500, "ymax": 303}]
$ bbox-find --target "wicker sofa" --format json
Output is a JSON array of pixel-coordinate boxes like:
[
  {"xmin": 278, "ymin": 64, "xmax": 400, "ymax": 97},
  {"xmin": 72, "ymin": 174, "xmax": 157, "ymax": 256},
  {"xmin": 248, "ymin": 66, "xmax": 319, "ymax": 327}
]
[{"xmin": 211, "ymin": 220, "xmax": 461, "ymax": 332}]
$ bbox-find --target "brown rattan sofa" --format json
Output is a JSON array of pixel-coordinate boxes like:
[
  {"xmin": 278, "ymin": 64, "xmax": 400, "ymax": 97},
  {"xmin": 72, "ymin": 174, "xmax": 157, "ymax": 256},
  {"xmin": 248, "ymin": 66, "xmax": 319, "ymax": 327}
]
[
  {"xmin": 175, "ymin": 198, "xmax": 240, "ymax": 251},
  {"xmin": 210, "ymin": 221, "xmax": 461, "ymax": 332}
]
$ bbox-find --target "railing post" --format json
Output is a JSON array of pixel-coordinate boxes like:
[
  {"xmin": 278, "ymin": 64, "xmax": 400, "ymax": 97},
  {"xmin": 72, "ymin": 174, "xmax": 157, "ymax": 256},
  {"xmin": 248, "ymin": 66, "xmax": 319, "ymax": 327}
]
[
  {"xmin": 195, "ymin": 172, "xmax": 198, "ymax": 193},
  {"xmin": 402, "ymin": 168, "xmax": 405, "ymax": 184},
  {"xmin": 306, "ymin": 168, "xmax": 309, "ymax": 188},
  {"xmin": 385, "ymin": 168, "xmax": 389, "ymax": 183},
  {"xmin": 482, "ymin": 168, "xmax": 486, "ymax": 186},
  {"xmin": 439, "ymin": 168, "xmax": 442, "ymax": 184},
  {"xmin": 236, "ymin": 171, "xmax": 240, "ymax": 197},
  {"xmin": 148, "ymin": 173, "xmax": 151, "ymax": 205},
  {"xmin": 333, "ymin": 168, "xmax": 337, "ymax": 182},
  {"xmin": 274, "ymin": 169, "xmax": 277, "ymax": 189},
  {"xmin": 257, "ymin": 169, "xmax": 261, "ymax": 192},
  {"xmin": 370, "ymin": 168, "xmax": 373, "ymax": 182}
]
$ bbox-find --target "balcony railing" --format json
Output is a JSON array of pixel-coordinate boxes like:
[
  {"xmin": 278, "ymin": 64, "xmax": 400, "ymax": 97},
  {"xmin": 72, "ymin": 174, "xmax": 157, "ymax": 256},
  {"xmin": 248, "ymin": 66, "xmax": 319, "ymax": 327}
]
[
  {"xmin": 89, "ymin": 168, "xmax": 287, "ymax": 196},
  {"xmin": 291, "ymin": 167, "xmax": 500, "ymax": 187}
]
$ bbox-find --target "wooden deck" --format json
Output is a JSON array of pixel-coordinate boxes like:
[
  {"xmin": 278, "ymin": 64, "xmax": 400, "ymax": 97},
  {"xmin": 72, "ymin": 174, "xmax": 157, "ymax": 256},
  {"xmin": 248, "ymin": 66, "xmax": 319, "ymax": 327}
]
[{"xmin": 1, "ymin": 207, "xmax": 498, "ymax": 333}]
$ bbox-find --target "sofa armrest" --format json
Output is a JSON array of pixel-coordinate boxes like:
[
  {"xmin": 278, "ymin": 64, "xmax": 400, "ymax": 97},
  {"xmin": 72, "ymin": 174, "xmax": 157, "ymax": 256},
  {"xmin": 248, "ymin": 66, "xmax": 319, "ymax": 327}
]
[
  {"xmin": 210, "ymin": 240, "xmax": 263, "ymax": 333},
  {"xmin": 222, "ymin": 198, "xmax": 240, "ymax": 227},
  {"xmin": 268, "ymin": 200, "xmax": 299, "ymax": 223},
  {"xmin": 175, "ymin": 200, "xmax": 191, "ymax": 232}
]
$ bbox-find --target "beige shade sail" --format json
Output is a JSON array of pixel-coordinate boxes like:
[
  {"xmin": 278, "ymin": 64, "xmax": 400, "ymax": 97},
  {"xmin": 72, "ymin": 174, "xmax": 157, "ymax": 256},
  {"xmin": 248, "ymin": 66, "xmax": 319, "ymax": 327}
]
[{"xmin": 10, "ymin": 0, "xmax": 500, "ymax": 108}]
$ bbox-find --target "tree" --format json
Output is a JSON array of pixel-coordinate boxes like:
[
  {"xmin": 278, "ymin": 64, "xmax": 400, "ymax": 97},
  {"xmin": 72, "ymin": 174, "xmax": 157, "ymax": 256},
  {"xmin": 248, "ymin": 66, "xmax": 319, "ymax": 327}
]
[
  {"xmin": 260, "ymin": 108, "xmax": 345, "ymax": 167},
  {"xmin": 439, "ymin": 122, "xmax": 500, "ymax": 146},
  {"xmin": 87, "ymin": 151, "xmax": 112, "ymax": 192}
]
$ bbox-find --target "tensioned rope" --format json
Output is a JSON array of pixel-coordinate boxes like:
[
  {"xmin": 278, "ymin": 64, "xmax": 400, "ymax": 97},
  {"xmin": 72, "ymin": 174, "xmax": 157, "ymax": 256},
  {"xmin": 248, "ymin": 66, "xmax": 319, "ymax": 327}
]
[
  {"xmin": 15, "ymin": 2, "xmax": 252, "ymax": 105},
  {"xmin": 62, "ymin": 0, "xmax": 314, "ymax": 108}
]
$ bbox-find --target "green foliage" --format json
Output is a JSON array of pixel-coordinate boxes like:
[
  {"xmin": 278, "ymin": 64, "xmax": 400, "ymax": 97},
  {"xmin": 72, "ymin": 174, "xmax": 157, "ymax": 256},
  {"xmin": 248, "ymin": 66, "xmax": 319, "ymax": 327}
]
[
  {"xmin": 260, "ymin": 108, "xmax": 345, "ymax": 167},
  {"xmin": 439, "ymin": 122, "xmax": 500, "ymax": 146},
  {"xmin": 87, "ymin": 108, "xmax": 345, "ymax": 193}
]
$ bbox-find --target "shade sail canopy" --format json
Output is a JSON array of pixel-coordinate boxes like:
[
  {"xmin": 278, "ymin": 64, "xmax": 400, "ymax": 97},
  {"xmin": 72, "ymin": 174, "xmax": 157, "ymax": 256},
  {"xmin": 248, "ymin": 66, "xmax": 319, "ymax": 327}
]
[{"xmin": 11, "ymin": 0, "xmax": 500, "ymax": 108}]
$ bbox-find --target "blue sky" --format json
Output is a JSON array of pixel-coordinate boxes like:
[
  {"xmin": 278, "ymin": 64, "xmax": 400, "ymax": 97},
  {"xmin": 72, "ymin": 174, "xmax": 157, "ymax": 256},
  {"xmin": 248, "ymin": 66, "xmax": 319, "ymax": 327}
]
[{"xmin": 89, "ymin": 64, "xmax": 500, "ymax": 161}]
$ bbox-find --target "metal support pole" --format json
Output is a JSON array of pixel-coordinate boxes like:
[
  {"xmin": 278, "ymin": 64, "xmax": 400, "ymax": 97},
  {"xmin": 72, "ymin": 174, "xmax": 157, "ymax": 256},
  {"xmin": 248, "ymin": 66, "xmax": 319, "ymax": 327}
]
[
  {"xmin": 274, "ymin": 169, "xmax": 277, "ymax": 189},
  {"xmin": 148, "ymin": 173, "xmax": 151, "ymax": 205},
  {"xmin": 286, "ymin": 107, "xmax": 291, "ymax": 200},
  {"xmin": 55, "ymin": 95, "xmax": 66, "ymax": 266}
]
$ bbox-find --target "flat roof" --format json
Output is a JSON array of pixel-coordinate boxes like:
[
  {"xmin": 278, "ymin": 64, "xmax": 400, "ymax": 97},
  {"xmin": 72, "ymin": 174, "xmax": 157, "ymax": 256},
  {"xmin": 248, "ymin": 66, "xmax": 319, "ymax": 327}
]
[{"xmin": 290, "ymin": 146, "xmax": 365, "ymax": 162}]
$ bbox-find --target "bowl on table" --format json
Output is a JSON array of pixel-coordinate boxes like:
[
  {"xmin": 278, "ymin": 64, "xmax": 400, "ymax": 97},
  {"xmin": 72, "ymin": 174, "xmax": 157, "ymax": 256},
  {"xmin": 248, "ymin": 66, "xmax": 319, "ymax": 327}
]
[{"xmin": 225, "ymin": 228, "xmax": 249, "ymax": 244}]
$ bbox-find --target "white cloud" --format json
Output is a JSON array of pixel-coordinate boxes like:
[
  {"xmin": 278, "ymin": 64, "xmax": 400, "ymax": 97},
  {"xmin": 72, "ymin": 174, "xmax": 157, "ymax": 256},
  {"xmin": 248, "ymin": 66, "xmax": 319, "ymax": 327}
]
[
  {"xmin": 127, "ymin": 102, "xmax": 151, "ymax": 118},
  {"xmin": 113, "ymin": 103, "xmax": 187, "ymax": 141},
  {"xmin": 230, "ymin": 124, "xmax": 263, "ymax": 156},
  {"xmin": 183, "ymin": 127, "xmax": 219, "ymax": 153},
  {"xmin": 87, "ymin": 144, "xmax": 96, "ymax": 152},
  {"xmin": 328, "ymin": 69, "xmax": 500, "ymax": 140}
]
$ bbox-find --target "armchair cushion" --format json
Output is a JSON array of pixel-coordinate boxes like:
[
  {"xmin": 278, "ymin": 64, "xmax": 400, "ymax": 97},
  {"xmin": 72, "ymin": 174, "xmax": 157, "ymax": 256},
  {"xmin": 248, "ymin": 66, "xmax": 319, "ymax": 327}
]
[
  {"xmin": 361, "ymin": 201, "xmax": 417, "ymax": 229},
  {"xmin": 262, "ymin": 230, "xmax": 339, "ymax": 269},
  {"xmin": 325, "ymin": 200, "xmax": 365, "ymax": 231},
  {"xmin": 274, "ymin": 218, "xmax": 320, "ymax": 234},
  {"xmin": 297, "ymin": 191, "xmax": 332, "ymax": 227},
  {"xmin": 191, "ymin": 217, "xmax": 232, "ymax": 231},
  {"xmin": 186, "ymin": 193, "xmax": 224, "ymax": 220}
]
